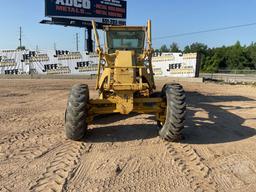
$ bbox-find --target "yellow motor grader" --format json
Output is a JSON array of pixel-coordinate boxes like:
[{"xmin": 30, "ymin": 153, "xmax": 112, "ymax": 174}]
[{"xmin": 65, "ymin": 20, "xmax": 186, "ymax": 141}]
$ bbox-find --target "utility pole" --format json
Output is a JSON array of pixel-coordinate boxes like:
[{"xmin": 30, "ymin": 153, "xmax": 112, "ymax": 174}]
[
  {"xmin": 84, "ymin": 29, "xmax": 87, "ymax": 51},
  {"xmin": 18, "ymin": 27, "xmax": 22, "ymax": 48},
  {"xmin": 84, "ymin": 28, "xmax": 93, "ymax": 52},
  {"xmin": 93, "ymin": 31, "xmax": 95, "ymax": 52},
  {"xmin": 87, "ymin": 27, "xmax": 93, "ymax": 52},
  {"xmin": 76, "ymin": 33, "xmax": 79, "ymax": 52},
  {"xmin": 54, "ymin": 42, "xmax": 57, "ymax": 51}
]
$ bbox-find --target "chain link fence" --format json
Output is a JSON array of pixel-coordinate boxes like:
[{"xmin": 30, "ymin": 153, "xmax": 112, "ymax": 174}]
[
  {"xmin": 201, "ymin": 70, "xmax": 256, "ymax": 83},
  {"xmin": 217, "ymin": 69, "xmax": 256, "ymax": 75}
]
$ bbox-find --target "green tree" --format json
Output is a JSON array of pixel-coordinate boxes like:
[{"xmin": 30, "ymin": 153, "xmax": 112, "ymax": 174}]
[
  {"xmin": 246, "ymin": 42, "xmax": 256, "ymax": 69},
  {"xmin": 159, "ymin": 41, "xmax": 256, "ymax": 73},
  {"xmin": 170, "ymin": 42, "xmax": 180, "ymax": 52},
  {"xmin": 17, "ymin": 46, "xmax": 26, "ymax": 50},
  {"xmin": 183, "ymin": 42, "xmax": 208, "ymax": 55},
  {"xmin": 160, "ymin": 44, "xmax": 169, "ymax": 52}
]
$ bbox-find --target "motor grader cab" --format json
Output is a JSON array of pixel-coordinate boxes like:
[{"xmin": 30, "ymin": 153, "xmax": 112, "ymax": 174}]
[{"xmin": 65, "ymin": 20, "xmax": 186, "ymax": 142}]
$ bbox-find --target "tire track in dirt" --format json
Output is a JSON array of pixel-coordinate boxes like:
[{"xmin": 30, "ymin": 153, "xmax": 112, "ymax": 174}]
[
  {"xmin": 0, "ymin": 113, "xmax": 64, "ymax": 162},
  {"xmin": 29, "ymin": 142, "xmax": 92, "ymax": 192},
  {"xmin": 68, "ymin": 165, "xmax": 189, "ymax": 192},
  {"xmin": 0, "ymin": 91, "xmax": 66, "ymax": 124},
  {"xmin": 1, "ymin": 132, "xmax": 65, "ymax": 162},
  {"xmin": 35, "ymin": 91, "xmax": 67, "ymax": 107},
  {"xmin": 0, "ymin": 126, "xmax": 67, "ymax": 191},
  {"xmin": 213, "ymin": 153, "xmax": 256, "ymax": 191},
  {"xmin": 65, "ymin": 141, "xmax": 191, "ymax": 192},
  {"xmin": 0, "ymin": 126, "xmax": 51, "ymax": 161},
  {"xmin": 166, "ymin": 142, "xmax": 218, "ymax": 192},
  {"xmin": 0, "ymin": 122, "xmax": 56, "ymax": 148},
  {"xmin": 0, "ymin": 107, "xmax": 42, "ymax": 124},
  {"xmin": 0, "ymin": 142, "xmax": 65, "ymax": 192},
  {"xmin": 0, "ymin": 92, "xmax": 66, "ymax": 127}
]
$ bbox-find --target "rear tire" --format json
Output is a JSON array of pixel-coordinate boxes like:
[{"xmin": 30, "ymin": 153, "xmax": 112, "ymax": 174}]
[
  {"xmin": 65, "ymin": 84, "xmax": 89, "ymax": 141},
  {"xmin": 159, "ymin": 83, "xmax": 186, "ymax": 141}
]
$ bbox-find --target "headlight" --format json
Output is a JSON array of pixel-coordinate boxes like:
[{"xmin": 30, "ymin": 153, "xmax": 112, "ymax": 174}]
[
  {"xmin": 144, "ymin": 60, "xmax": 149, "ymax": 66},
  {"xmin": 100, "ymin": 59, "xmax": 106, "ymax": 65}
]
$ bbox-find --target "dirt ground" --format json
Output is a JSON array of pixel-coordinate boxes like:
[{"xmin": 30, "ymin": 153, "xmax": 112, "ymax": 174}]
[{"xmin": 0, "ymin": 78, "xmax": 256, "ymax": 192}]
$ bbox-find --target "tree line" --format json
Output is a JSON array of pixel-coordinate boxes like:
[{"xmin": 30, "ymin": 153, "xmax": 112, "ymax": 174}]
[{"xmin": 155, "ymin": 42, "xmax": 256, "ymax": 72}]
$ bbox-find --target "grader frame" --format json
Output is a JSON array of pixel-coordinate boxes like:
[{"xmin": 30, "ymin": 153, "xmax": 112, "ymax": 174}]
[
  {"xmin": 87, "ymin": 20, "xmax": 165, "ymax": 123},
  {"xmin": 64, "ymin": 20, "xmax": 186, "ymax": 142}
]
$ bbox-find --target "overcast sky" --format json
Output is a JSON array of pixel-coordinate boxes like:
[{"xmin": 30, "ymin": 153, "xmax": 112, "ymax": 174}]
[{"xmin": 0, "ymin": 0, "xmax": 256, "ymax": 51}]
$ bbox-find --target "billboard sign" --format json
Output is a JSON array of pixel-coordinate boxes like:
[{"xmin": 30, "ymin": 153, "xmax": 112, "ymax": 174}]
[
  {"xmin": 0, "ymin": 50, "xmax": 98, "ymax": 75},
  {"xmin": 0, "ymin": 50, "xmax": 200, "ymax": 78},
  {"xmin": 152, "ymin": 53, "xmax": 200, "ymax": 78},
  {"xmin": 45, "ymin": 0, "xmax": 127, "ymax": 26}
]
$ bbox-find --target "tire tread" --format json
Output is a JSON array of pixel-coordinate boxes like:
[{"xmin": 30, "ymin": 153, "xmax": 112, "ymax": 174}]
[
  {"xmin": 65, "ymin": 84, "xmax": 89, "ymax": 141},
  {"xmin": 159, "ymin": 83, "xmax": 186, "ymax": 141}
]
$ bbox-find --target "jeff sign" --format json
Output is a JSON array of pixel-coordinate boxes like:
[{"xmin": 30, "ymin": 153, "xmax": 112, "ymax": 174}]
[
  {"xmin": 45, "ymin": 0, "xmax": 127, "ymax": 26},
  {"xmin": 152, "ymin": 53, "xmax": 200, "ymax": 78}
]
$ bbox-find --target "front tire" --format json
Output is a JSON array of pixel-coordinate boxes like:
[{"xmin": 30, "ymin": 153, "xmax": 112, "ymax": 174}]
[
  {"xmin": 65, "ymin": 84, "xmax": 89, "ymax": 141},
  {"xmin": 159, "ymin": 84, "xmax": 186, "ymax": 141}
]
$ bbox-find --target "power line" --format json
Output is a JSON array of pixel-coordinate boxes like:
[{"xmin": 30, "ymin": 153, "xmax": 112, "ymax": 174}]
[{"xmin": 153, "ymin": 22, "xmax": 256, "ymax": 40}]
